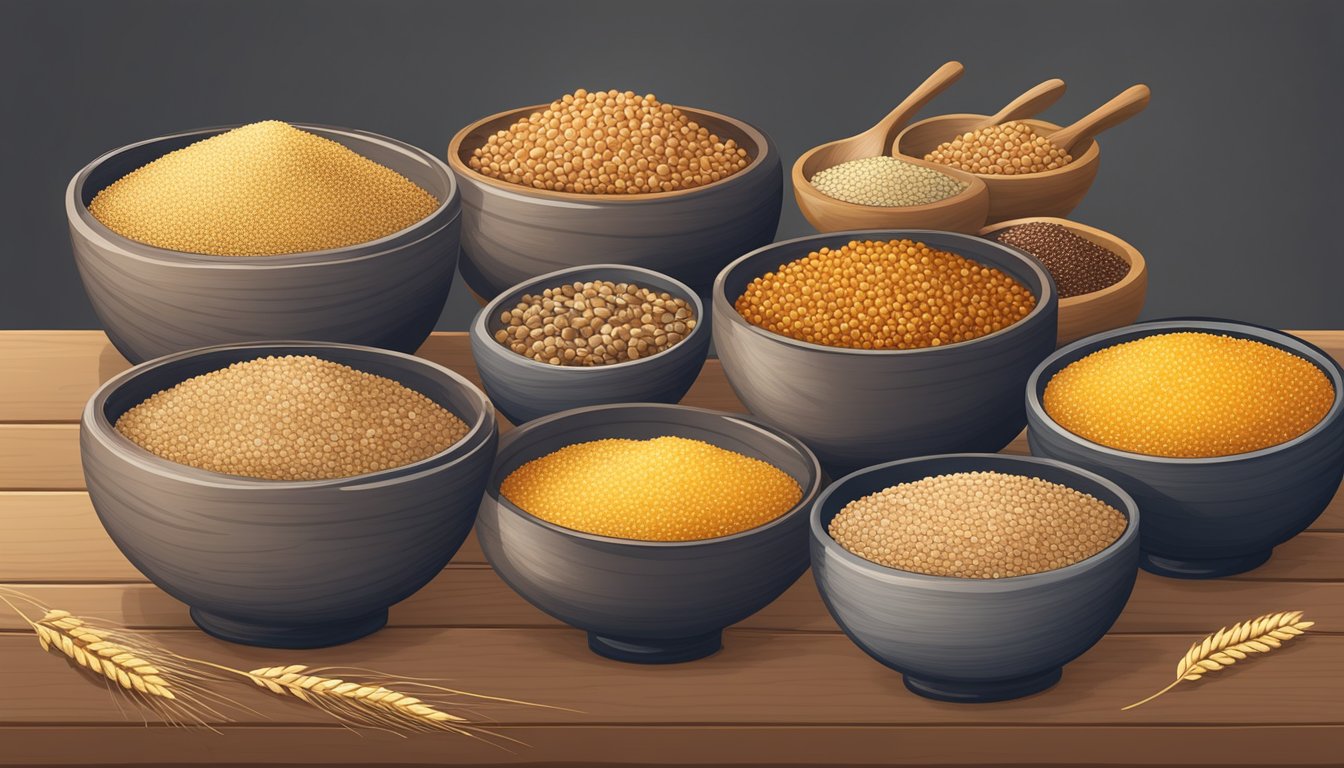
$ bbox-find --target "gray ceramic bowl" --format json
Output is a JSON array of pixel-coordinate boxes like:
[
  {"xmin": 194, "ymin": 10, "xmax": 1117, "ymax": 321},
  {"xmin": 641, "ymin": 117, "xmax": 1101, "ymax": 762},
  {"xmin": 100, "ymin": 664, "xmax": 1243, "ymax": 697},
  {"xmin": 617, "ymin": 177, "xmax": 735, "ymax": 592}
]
[
  {"xmin": 469, "ymin": 264, "xmax": 711, "ymax": 424},
  {"xmin": 477, "ymin": 403, "xmax": 823, "ymax": 663},
  {"xmin": 446, "ymin": 104, "xmax": 782, "ymax": 302},
  {"xmin": 1027, "ymin": 319, "xmax": 1344, "ymax": 579},
  {"xmin": 80, "ymin": 341, "xmax": 498, "ymax": 648},
  {"xmin": 812, "ymin": 453, "xmax": 1139, "ymax": 703},
  {"xmin": 68, "ymin": 123, "xmax": 461, "ymax": 364},
  {"xmin": 714, "ymin": 230, "xmax": 1059, "ymax": 476}
]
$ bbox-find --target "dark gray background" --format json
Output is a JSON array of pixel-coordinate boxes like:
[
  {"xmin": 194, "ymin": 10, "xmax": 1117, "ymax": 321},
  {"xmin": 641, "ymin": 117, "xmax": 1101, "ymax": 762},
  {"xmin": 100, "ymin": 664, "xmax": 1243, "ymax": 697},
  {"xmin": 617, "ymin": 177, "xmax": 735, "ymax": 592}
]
[{"xmin": 4, "ymin": 0, "xmax": 1341, "ymax": 330}]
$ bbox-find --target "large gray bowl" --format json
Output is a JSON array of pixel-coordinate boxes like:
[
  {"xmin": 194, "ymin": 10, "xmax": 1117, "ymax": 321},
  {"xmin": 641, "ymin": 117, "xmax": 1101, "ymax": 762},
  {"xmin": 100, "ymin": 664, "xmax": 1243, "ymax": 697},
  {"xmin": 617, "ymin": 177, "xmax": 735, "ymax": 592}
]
[
  {"xmin": 812, "ymin": 453, "xmax": 1139, "ymax": 703},
  {"xmin": 68, "ymin": 123, "xmax": 461, "ymax": 364},
  {"xmin": 714, "ymin": 230, "xmax": 1059, "ymax": 476},
  {"xmin": 80, "ymin": 341, "xmax": 499, "ymax": 648},
  {"xmin": 446, "ymin": 104, "xmax": 782, "ymax": 302},
  {"xmin": 476, "ymin": 403, "xmax": 823, "ymax": 664},
  {"xmin": 469, "ymin": 264, "xmax": 711, "ymax": 424},
  {"xmin": 1027, "ymin": 319, "xmax": 1344, "ymax": 579}
]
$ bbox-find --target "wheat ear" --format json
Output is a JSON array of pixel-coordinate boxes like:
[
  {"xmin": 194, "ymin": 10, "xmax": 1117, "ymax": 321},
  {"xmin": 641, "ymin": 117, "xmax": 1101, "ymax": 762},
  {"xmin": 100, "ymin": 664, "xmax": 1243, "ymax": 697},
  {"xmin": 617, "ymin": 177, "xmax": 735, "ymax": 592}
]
[{"xmin": 1122, "ymin": 610, "xmax": 1314, "ymax": 710}]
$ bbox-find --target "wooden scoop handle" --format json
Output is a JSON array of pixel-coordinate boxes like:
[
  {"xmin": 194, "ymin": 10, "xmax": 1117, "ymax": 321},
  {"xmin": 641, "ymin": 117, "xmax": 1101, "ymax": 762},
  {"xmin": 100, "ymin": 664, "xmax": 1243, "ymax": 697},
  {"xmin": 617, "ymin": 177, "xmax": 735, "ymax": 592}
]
[
  {"xmin": 974, "ymin": 78, "xmax": 1067, "ymax": 130},
  {"xmin": 862, "ymin": 61, "xmax": 963, "ymax": 153},
  {"xmin": 1049, "ymin": 84, "xmax": 1151, "ymax": 153}
]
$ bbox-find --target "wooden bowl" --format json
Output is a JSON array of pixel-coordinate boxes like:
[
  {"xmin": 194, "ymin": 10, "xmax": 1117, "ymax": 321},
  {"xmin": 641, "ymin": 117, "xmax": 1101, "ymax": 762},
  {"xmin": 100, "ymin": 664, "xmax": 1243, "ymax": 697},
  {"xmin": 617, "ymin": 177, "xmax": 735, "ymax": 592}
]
[
  {"xmin": 469, "ymin": 264, "xmax": 711, "ymax": 424},
  {"xmin": 67, "ymin": 124, "xmax": 461, "ymax": 364},
  {"xmin": 812, "ymin": 453, "xmax": 1138, "ymax": 702},
  {"xmin": 895, "ymin": 115, "xmax": 1100, "ymax": 223},
  {"xmin": 792, "ymin": 151, "xmax": 989, "ymax": 234},
  {"xmin": 477, "ymin": 403, "xmax": 823, "ymax": 663},
  {"xmin": 81, "ymin": 341, "xmax": 499, "ymax": 648},
  {"xmin": 1027, "ymin": 320, "xmax": 1344, "ymax": 579},
  {"xmin": 447, "ymin": 105, "xmax": 782, "ymax": 301},
  {"xmin": 979, "ymin": 217, "xmax": 1147, "ymax": 346}
]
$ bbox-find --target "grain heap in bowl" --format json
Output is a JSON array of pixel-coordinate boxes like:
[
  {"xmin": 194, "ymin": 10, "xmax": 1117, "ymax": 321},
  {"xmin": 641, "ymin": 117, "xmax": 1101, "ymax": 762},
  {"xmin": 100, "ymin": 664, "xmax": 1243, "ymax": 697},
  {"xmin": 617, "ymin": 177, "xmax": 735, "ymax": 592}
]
[
  {"xmin": 924, "ymin": 121, "xmax": 1072, "ymax": 175},
  {"xmin": 1043, "ymin": 332, "xmax": 1335, "ymax": 458},
  {"xmin": 734, "ymin": 238, "xmax": 1036, "ymax": 349},
  {"xmin": 808, "ymin": 156, "xmax": 967, "ymax": 207},
  {"xmin": 467, "ymin": 88, "xmax": 750, "ymax": 194},
  {"xmin": 494, "ymin": 279, "xmax": 695, "ymax": 365},
  {"xmin": 828, "ymin": 471, "xmax": 1127, "ymax": 578},
  {"xmin": 87, "ymin": 121, "xmax": 439, "ymax": 256},
  {"xmin": 114, "ymin": 355, "xmax": 470, "ymax": 480},
  {"xmin": 991, "ymin": 221, "xmax": 1129, "ymax": 298},
  {"xmin": 501, "ymin": 436, "xmax": 801, "ymax": 541}
]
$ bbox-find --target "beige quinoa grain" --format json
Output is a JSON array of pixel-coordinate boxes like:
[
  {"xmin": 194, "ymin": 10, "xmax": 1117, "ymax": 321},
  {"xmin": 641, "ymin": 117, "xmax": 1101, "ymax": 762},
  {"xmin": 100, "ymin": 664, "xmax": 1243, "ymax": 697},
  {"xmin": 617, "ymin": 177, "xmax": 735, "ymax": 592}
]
[
  {"xmin": 809, "ymin": 156, "xmax": 967, "ymax": 207},
  {"xmin": 115, "ymin": 355, "xmax": 470, "ymax": 481},
  {"xmin": 828, "ymin": 471, "xmax": 1127, "ymax": 578}
]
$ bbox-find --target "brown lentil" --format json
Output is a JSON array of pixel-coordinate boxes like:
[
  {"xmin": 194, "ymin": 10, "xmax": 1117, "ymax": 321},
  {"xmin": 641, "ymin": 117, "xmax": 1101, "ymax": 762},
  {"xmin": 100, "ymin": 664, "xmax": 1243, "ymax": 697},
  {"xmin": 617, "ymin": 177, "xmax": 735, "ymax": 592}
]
[
  {"xmin": 991, "ymin": 222, "xmax": 1130, "ymax": 299},
  {"xmin": 1044, "ymin": 332, "xmax": 1335, "ymax": 458},
  {"xmin": 808, "ymin": 156, "xmax": 967, "ymax": 207},
  {"xmin": 115, "ymin": 355, "xmax": 470, "ymax": 481},
  {"xmin": 501, "ymin": 436, "xmax": 801, "ymax": 541},
  {"xmin": 493, "ymin": 280, "xmax": 696, "ymax": 366},
  {"xmin": 89, "ymin": 121, "xmax": 440, "ymax": 256},
  {"xmin": 924, "ymin": 121, "xmax": 1072, "ymax": 175},
  {"xmin": 734, "ymin": 239, "xmax": 1037, "ymax": 350},
  {"xmin": 828, "ymin": 471, "xmax": 1127, "ymax": 579},
  {"xmin": 467, "ymin": 88, "xmax": 751, "ymax": 194}
]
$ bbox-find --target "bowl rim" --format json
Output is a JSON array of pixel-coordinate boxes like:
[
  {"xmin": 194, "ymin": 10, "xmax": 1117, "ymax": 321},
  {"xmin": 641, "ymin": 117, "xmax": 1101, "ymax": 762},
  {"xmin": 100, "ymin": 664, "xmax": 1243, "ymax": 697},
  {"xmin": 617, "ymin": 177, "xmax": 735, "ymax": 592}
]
[
  {"xmin": 471, "ymin": 263, "xmax": 707, "ymax": 374},
  {"xmin": 713, "ymin": 228, "xmax": 1056, "ymax": 356},
  {"xmin": 1027, "ymin": 319, "xmax": 1344, "ymax": 464},
  {"xmin": 791, "ymin": 148, "xmax": 989, "ymax": 216},
  {"xmin": 486, "ymin": 402, "xmax": 824, "ymax": 549},
  {"xmin": 66, "ymin": 122, "xmax": 460, "ymax": 265},
  {"xmin": 446, "ymin": 102, "xmax": 774, "ymax": 203},
  {"xmin": 809, "ymin": 452, "xmax": 1140, "ymax": 588},
  {"xmin": 893, "ymin": 114, "xmax": 1101, "ymax": 182},
  {"xmin": 978, "ymin": 216, "xmax": 1147, "ymax": 308},
  {"xmin": 83, "ymin": 340, "xmax": 497, "ymax": 489}
]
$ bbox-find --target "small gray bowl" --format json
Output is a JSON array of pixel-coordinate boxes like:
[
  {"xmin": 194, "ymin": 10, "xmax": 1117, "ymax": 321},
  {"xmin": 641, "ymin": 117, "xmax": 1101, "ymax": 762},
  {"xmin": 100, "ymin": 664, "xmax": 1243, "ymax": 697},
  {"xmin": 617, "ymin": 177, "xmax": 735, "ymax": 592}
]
[
  {"xmin": 714, "ymin": 230, "xmax": 1059, "ymax": 476},
  {"xmin": 1027, "ymin": 319, "xmax": 1344, "ymax": 579},
  {"xmin": 68, "ymin": 123, "xmax": 461, "ymax": 364},
  {"xmin": 80, "ymin": 341, "xmax": 499, "ymax": 648},
  {"xmin": 447, "ymin": 104, "xmax": 782, "ymax": 302},
  {"xmin": 811, "ymin": 453, "xmax": 1139, "ymax": 703},
  {"xmin": 476, "ymin": 403, "xmax": 823, "ymax": 664},
  {"xmin": 469, "ymin": 264, "xmax": 711, "ymax": 424}
]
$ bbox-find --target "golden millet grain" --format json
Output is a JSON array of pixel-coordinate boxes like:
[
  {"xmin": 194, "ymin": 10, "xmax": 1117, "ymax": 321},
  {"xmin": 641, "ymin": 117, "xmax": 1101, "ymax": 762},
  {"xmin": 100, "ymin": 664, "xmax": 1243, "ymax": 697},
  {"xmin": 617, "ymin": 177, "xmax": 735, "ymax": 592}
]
[
  {"xmin": 1043, "ymin": 332, "xmax": 1335, "ymax": 458},
  {"xmin": 493, "ymin": 279, "xmax": 696, "ymax": 366},
  {"xmin": 828, "ymin": 471, "xmax": 1127, "ymax": 579},
  {"xmin": 115, "ymin": 355, "xmax": 470, "ymax": 481},
  {"xmin": 924, "ymin": 121, "xmax": 1072, "ymax": 175},
  {"xmin": 89, "ymin": 121, "xmax": 440, "ymax": 256},
  {"xmin": 500, "ymin": 436, "xmax": 802, "ymax": 541},
  {"xmin": 734, "ymin": 239, "xmax": 1037, "ymax": 350},
  {"xmin": 467, "ymin": 88, "xmax": 751, "ymax": 194}
]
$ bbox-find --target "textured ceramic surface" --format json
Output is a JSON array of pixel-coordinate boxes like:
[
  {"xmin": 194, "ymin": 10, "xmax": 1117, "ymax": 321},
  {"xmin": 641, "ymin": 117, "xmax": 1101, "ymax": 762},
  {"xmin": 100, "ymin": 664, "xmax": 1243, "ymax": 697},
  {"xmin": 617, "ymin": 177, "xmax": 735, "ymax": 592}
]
[
  {"xmin": 68, "ymin": 124, "xmax": 461, "ymax": 364},
  {"xmin": 80, "ymin": 342, "xmax": 498, "ymax": 648},
  {"xmin": 1027, "ymin": 319, "xmax": 1344, "ymax": 579},
  {"xmin": 477, "ymin": 403, "xmax": 823, "ymax": 663},
  {"xmin": 811, "ymin": 453, "xmax": 1139, "ymax": 702},
  {"xmin": 713, "ymin": 229, "xmax": 1059, "ymax": 476},
  {"xmin": 469, "ymin": 264, "xmax": 710, "ymax": 424},
  {"xmin": 447, "ymin": 105, "xmax": 782, "ymax": 302}
]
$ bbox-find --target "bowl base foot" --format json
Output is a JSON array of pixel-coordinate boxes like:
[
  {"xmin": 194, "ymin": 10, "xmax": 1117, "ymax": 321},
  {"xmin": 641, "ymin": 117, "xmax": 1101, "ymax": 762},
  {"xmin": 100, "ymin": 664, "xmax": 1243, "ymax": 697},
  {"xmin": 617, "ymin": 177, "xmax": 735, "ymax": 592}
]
[
  {"xmin": 903, "ymin": 667, "xmax": 1061, "ymax": 703},
  {"xmin": 587, "ymin": 631, "xmax": 722, "ymax": 664},
  {"xmin": 1140, "ymin": 550, "xmax": 1271, "ymax": 579},
  {"xmin": 190, "ymin": 607, "xmax": 388, "ymax": 649}
]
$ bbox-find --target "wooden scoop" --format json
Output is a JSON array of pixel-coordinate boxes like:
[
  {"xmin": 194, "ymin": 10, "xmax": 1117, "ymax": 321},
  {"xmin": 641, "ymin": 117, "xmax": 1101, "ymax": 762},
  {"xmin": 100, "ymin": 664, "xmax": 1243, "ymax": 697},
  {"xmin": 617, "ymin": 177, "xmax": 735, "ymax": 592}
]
[
  {"xmin": 969, "ymin": 78, "xmax": 1068, "ymax": 132},
  {"xmin": 1046, "ymin": 84, "xmax": 1151, "ymax": 154}
]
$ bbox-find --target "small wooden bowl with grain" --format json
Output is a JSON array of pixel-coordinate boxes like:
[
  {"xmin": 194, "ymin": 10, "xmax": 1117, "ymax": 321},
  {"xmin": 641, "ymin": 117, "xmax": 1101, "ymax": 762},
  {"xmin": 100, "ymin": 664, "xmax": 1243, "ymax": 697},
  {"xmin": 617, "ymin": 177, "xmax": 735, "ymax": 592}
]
[{"xmin": 979, "ymin": 217, "xmax": 1147, "ymax": 347}]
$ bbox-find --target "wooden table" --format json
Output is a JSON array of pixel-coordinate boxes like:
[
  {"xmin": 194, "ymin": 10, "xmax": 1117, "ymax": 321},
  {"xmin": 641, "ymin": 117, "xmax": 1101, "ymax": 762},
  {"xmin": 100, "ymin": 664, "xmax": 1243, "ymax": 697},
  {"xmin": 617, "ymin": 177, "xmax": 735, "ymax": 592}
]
[{"xmin": 1, "ymin": 331, "xmax": 1340, "ymax": 767}]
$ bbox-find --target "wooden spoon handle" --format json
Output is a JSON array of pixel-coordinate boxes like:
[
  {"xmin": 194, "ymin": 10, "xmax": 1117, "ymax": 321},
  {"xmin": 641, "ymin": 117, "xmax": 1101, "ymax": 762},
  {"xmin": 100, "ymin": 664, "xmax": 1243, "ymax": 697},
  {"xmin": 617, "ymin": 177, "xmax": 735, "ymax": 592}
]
[
  {"xmin": 976, "ymin": 78, "xmax": 1067, "ymax": 130},
  {"xmin": 865, "ymin": 61, "xmax": 963, "ymax": 148},
  {"xmin": 1049, "ymin": 84, "xmax": 1151, "ymax": 153}
]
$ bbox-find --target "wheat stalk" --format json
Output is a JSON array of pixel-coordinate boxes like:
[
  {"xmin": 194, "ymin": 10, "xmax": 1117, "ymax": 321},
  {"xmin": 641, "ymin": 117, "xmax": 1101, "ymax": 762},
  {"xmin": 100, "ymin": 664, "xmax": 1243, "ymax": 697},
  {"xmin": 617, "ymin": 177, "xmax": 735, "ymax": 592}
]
[{"xmin": 1122, "ymin": 610, "xmax": 1314, "ymax": 710}]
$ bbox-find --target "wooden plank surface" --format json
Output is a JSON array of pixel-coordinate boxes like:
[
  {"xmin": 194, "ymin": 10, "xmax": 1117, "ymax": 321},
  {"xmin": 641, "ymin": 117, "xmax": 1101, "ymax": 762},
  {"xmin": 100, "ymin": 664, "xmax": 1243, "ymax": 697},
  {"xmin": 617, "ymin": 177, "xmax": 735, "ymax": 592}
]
[{"xmin": 0, "ymin": 331, "xmax": 1341, "ymax": 767}]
